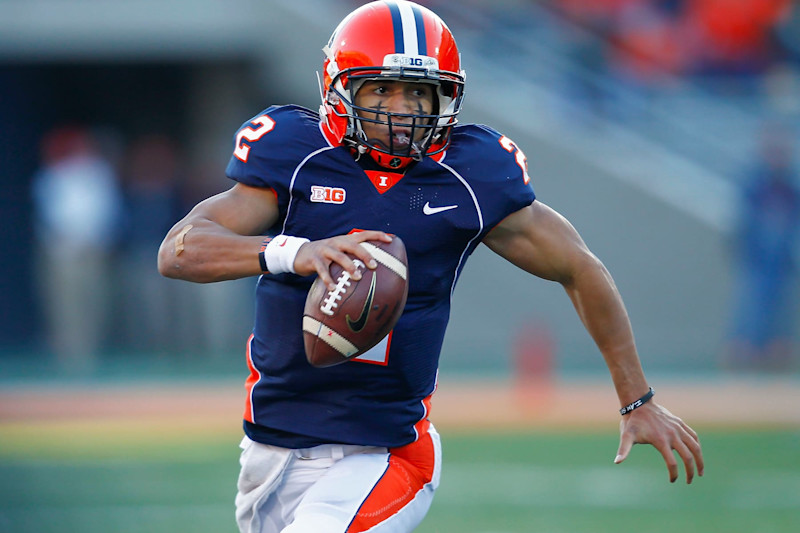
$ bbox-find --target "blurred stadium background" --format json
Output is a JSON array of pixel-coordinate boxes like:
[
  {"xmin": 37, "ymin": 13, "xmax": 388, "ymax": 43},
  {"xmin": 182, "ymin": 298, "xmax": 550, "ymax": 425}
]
[{"xmin": 1, "ymin": 1, "xmax": 799, "ymax": 532}]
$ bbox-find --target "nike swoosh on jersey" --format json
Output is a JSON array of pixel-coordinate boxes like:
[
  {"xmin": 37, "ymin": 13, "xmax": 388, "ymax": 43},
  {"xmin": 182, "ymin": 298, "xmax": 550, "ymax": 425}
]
[{"xmin": 422, "ymin": 202, "xmax": 458, "ymax": 215}]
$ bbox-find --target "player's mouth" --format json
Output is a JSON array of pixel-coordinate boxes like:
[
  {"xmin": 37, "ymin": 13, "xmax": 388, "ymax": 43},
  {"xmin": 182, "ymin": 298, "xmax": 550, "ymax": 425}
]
[
  {"xmin": 367, "ymin": 128, "xmax": 413, "ymax": 151},
  {"xmin": 391, "ymin": 131, "xmax": 412, "ymax": 146}
]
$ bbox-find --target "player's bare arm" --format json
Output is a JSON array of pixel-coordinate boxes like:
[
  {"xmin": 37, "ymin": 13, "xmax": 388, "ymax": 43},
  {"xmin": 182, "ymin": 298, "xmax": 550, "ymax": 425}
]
[
  {"xmin": 158, "ymin": 183, "xmax": 280, "ymax": 283},
  {"xmin": 483, "ymin": 200, "xmax": 704, "ymax": 483},
  {"xmin": 158, "ymin": 182, "xmax": 390, "ymax": 288}
]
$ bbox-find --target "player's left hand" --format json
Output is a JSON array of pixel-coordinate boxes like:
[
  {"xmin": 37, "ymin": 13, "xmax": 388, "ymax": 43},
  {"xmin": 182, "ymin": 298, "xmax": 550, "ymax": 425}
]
[{"xmin": 614, "ymin": 402, "xmax": 704, "ymax": 484}]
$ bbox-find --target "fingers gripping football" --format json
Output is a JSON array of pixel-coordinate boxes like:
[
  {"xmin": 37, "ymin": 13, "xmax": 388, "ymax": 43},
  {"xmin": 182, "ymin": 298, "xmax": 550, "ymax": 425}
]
[
  {"xmin": 303, "ymin": 236, "xmax": 409, "ymax": 367},
  {"xmin": 293, "ymin": 230, "xmax": 389, "ymax": 289}
]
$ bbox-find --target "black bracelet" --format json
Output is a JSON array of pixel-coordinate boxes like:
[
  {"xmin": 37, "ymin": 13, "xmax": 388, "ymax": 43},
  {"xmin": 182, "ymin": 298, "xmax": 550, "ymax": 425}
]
[
  {"xmin": 619, "ymin": 387, "xmax": 654, "ymax": 416},
  {"xmin": 258, "ymin": 237, "xmax": 272, "ymax": 273}
]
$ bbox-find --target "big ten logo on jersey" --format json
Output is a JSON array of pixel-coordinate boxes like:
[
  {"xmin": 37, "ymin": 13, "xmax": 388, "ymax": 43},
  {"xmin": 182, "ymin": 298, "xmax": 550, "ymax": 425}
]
[{"xmin": 310, "ymin": 186, "xmax": 346, "ymax": 204}]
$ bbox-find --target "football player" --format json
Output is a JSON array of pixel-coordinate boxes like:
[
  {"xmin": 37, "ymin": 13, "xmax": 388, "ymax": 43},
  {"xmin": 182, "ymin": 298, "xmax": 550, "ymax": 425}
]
[{"xmin": 158, "ymin": 1, "xmax": 704, "ymax": 532}]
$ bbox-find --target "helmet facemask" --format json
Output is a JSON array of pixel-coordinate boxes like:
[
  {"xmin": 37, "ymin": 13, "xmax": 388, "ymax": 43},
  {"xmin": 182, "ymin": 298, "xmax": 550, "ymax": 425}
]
[{"xmin": 324, "ymin": 64, "xmax": 464, "ymax": 169}]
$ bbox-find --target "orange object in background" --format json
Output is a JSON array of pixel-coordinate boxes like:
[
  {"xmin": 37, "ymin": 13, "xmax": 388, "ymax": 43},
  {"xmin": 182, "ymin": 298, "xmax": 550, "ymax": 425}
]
[{"xmin": 688, "ymin": 0, "xmax": 792, "ymax": 65}]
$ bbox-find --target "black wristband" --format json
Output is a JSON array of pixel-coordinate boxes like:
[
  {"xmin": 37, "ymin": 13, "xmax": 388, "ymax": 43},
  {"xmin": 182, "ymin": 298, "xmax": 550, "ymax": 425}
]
[
  {"xmin": 619, "ymin": 387, "xmax": 654, "ymax": 416},
  {"xmin": 258, "ymin": 237, "xmax": 272, "ymax": 273}
]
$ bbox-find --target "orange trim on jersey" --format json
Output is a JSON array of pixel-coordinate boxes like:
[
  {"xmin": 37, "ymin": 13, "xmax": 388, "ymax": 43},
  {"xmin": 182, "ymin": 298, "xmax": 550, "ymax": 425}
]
[
  {"xmin": 364, "ymin": 170, "xmax": 404, "ymax": 194},
  {"xmin": 243, "ymin": 334, "xmax": 261, "ymax": 423},
  {"xmin": 429, "ymin": 149, "xmax": 447, "ymax": 163},
  {"xmin": 413, "ymin": 393, "xmax": 432, "ymax": 439},
  {"xmin": 353, "ymin": 331, "xmax": 393, "ymax": 366},
  {"xmin": 347, "ymin": 431, "xmax": 437, "ymax": 533}
]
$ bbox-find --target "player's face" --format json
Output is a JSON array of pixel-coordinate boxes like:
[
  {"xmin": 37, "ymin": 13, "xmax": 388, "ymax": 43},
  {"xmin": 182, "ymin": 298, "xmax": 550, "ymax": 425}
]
[{"xmin": 354, "ymin": 80, "xmax": 435, "ymax": 151}]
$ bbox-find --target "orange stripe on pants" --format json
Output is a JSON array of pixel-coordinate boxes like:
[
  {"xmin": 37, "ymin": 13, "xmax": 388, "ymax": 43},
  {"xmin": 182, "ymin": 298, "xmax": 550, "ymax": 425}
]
[{"xmin": 347, "ymin": 431, "xmax": 437, "ymax": 532}]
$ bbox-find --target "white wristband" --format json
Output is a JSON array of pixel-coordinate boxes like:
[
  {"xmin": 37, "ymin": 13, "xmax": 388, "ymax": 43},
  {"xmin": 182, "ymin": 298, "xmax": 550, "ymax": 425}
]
[{"xmin": 261, "ymin": 235, "xmax": 310, "ymax": 274}]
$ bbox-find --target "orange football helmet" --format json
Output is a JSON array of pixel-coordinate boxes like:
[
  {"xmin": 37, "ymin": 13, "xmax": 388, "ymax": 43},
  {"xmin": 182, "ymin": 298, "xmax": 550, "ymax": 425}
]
[{"xmin": 320, "ymin": 0, "xmax": 465, "ymax": 169}]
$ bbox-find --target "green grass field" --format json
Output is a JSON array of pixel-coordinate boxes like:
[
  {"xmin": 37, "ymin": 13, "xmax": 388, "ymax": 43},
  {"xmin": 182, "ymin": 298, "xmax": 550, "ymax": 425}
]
[{"xmin": 0, "ymin": 426, "xmax": 798, "ymax": 533}]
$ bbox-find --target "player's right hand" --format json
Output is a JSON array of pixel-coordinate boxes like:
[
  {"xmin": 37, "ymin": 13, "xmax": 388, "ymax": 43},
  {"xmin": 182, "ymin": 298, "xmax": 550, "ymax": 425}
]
[{"xmin": 294, "ymin": 231, "xmax": 393, "ymax": 291}]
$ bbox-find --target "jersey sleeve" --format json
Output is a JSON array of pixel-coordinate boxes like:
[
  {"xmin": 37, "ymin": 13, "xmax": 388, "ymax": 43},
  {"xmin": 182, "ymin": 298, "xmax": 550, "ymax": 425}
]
[
  {"xmin": 225, "ymin": 105, "xmax": 323, "ymax": 217},
  {"xmin": 447, "ymin": 124, "xmax": 536, "ymax": 232}
]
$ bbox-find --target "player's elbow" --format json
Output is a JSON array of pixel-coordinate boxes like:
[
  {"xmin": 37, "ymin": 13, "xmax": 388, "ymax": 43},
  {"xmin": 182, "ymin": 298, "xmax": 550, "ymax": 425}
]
[
  {"xmin": 156, "ymin": 236, "xmax": 199, "ymax": 281},
  {"xmin": 157, "ymin": 239, "xmax": 230, "ymax": 284},
  {"xmin": 157, "ymin": 238, "xmax": 182, "ymax": 279}
]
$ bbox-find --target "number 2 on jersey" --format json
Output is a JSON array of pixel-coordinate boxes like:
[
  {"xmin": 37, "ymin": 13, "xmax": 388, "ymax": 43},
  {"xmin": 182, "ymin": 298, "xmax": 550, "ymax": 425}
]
[
  {"xmin": 234, "ymin": 115, "xmax": 276, "ymax": 162},
  {"xmin": 499, "ymin": 135, "xmax": 530, "ymax": 184}
]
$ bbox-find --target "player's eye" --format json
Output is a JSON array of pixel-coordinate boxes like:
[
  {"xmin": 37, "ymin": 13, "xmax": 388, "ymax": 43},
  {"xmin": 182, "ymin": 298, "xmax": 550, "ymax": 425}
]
[{"xmin": 410, "ymin": 86, "xmax": 433, "ymax": 102}]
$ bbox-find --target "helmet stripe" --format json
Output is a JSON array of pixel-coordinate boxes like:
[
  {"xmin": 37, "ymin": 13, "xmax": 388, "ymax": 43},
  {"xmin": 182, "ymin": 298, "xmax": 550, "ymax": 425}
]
[
  {"xmin": 386, "ymin": 1, "xmax": 427, "ymax": 57},
  {"xmin": 386, "ymin": 1, "xmax": 406, "ymax": 54},
  {"xmin": 397, "ymin": 4, "xmax": 419, "ymax": 55},
  {"xmin": 411, "ymin": 4, "xmax": 427, "ymax": 56}
]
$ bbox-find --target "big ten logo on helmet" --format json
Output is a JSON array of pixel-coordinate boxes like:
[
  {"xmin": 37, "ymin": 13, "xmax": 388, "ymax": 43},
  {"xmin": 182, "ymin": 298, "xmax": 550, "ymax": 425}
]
[
  {"xmin": 384, "ymin": 54, "xmax": 439, "ymax": 70},
  {"xmin": 310, "ymin": 186, "xmax": 346, "ymax": 204}
]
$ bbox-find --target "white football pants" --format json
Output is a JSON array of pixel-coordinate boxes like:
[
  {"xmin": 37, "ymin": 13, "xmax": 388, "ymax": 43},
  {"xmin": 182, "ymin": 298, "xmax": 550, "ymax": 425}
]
[{"xmin": 235, "ymin": 425, "xmax": 441, "ymax": 533}]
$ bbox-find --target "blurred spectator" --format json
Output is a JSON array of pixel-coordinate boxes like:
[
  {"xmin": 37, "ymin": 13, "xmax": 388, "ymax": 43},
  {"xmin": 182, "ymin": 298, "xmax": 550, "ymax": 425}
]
[
  {"xmin": 31, "ymin": 126, "xmax": 123, "ymax": 372},
  {"xmin": 548, "ymin": 0, "xmax": 797, "ymax": 99},
  {"xmin": 609, "ymin": 0, "xmax": 690, "ymax": 89},
  {"xmin": 552, "ymin": 0, "xmax": 692, "ymax": 118},
  {"xmin": 118, "ymin": 134, "xmax": 186, "ymax": 353},
  {"xmin": 685, "ymin": 0, "xmax": 792, "ymax": 84},
  {"xmin": 725, "ymin": 122, "xmax": 800, "ymax": 370}
]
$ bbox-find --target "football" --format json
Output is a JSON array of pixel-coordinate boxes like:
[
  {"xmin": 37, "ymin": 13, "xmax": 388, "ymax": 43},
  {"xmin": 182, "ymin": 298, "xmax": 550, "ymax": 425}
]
[{"xmin": 303, "ymin": 236, "xmax": 409, "ymax": 368}]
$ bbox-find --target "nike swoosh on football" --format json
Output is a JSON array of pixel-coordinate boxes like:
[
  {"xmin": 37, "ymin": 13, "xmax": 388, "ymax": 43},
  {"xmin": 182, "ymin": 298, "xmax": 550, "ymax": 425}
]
[
  {"xmin": 423, "ymin": 202, "xmax": 458, "ymax": 215},
  {"xmin": 346, "ymin": 271, "xmax": 376, "ymax": 333}
]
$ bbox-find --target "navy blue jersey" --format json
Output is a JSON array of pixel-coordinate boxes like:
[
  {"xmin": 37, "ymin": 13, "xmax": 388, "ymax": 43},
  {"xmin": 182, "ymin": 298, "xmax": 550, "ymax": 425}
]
[{"xmin": 226, "ymin": 105, "xmax": 535, "ymax": 449}]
